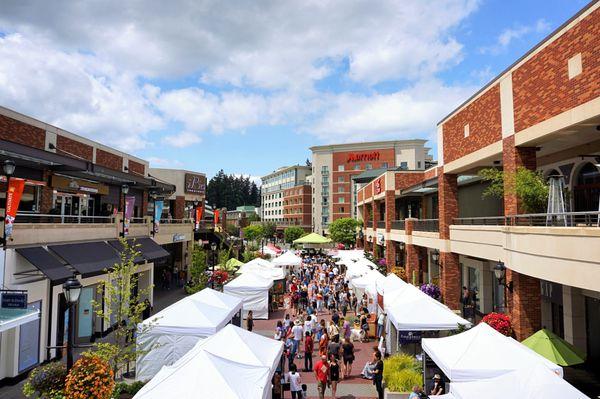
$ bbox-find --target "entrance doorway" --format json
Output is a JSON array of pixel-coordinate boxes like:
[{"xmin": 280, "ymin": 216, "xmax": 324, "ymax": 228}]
[
  {"xmin": 53, "ymin": 193, "xmax": 96, "ymax": 222},
  {"xmin": 585, "ymin": 296, "xmax": 600, "ymax": 375},
  {"xmin": 573, "ymin": 163, "xmax": 600, "ymax": 212}
]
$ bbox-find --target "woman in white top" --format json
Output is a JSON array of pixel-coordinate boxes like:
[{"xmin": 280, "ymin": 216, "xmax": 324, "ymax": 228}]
[{"xmin": 286, "ymin": 363, "xmax": 302, "ymax": 399}]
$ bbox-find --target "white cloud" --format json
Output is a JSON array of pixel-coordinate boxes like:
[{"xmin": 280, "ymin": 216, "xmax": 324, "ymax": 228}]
[
  {"xmin": 481, "ymin": 19, "xmax": 551, "ymax": 55},
  {"xmin": 162, "ymin": 131, "xmax": 202, "ymax": 148}
]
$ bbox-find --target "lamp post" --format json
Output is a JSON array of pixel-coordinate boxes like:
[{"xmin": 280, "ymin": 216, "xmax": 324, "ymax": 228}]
[
  {"xmin": 120, "ymin": 184, "xmax": 129, "ymax": 237},
  {"xmin": 210, "ymin": 242, "xmax": 217, "ymax": 288},
  {"xmin": 62, "ymin": 275, "xmax": 82, "ymax": 370},
  {"xmin": 2, "ymin": 160, "xmax": 16, "ymax": 249},
  {"xmin": 494, "ymin": 261, "xmax": 513, "ymax": 292},
  {"xmin": 150, "ymin": 190, "xmax": 158, "ymax": 237}
]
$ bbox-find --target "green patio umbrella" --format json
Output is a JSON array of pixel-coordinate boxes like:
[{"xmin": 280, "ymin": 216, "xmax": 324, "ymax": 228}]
[
  {"xmin": 225, "ymin": 258, "xmax": 244, "ymax": 269},
  {"xmin": 521, "ymin": 328, "xmax": 586, "ymax": 366},
  {"xmin": 293, "ymin": 232, "xmax": 332, "ymax": 245}
]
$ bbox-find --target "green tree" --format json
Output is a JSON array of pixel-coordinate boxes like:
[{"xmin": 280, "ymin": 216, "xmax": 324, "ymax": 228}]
[
  {"xmin": 284, "ymin": 226, "xmax": 306, "ymax": 243},
  {"xmin": 91, "ymin": 239, "xmax": 152, "ymax": 379},
  {"xmin": 262, "ymin": 221, "xmax": 277, "ymax": 239},
  {"xmin": 328, "ymin": 217, "xmax": 360, "ymax": 246},
  {"xmin": 247, "ymin": 212, "xmax": 260, "ymax": 222},
  {"xmin": 226, "ymin": 222, "xmax": 240, "ymax": 237},
  {"xmin": 478, "ymin": 167, "xmax": 549, "ymax": 213},
  {"xmin": 186, "ymin": 244, "xmax": 208, "ymax": 294},
  {"xmin": 243, "ymin": 224, "xmax": 264, "ymax": 242}
]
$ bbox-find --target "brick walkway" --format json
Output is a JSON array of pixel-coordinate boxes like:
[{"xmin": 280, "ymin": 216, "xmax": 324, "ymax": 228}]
[{"xmin": 254, "ymin": 308, "xmax": 379, "ymax": 399}]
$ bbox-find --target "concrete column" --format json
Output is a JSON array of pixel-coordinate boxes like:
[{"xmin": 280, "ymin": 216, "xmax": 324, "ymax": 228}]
[
  {"xmin": 563, "ymin": 286, "xmax": 587, "ymax": 354},
  {"xmin": 440, "ymin": 252, "xmax": 461, "ymax": 310},
  {"xmin": 438, "ymin": 173, "xmax": 458, "ymax": 240},
  {"xmin": 502, "ymin": 136, "xmax": 537, "ymax": 215},
  {"xmin": 508, "ymin": 269, "xmax": 541, "ymax": 341}
]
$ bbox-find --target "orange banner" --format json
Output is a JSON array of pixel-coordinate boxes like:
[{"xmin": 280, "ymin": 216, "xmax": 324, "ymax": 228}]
[
  {"xmin": 214, "ymin": 209, "xmax": 219, "ymax": 225},
  {"xmin": 195, "ymin": 206, "xmax": 204, "ymax": 230},
  {"xmin": 5, "ymin": 178, "xmax": 25, "ymax": 238}
]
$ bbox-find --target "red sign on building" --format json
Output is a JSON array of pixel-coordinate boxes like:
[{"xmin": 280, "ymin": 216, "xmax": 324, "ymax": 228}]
[{"xmin": 346, "ymin": 151, "xmax": 380, "ymax": 163}]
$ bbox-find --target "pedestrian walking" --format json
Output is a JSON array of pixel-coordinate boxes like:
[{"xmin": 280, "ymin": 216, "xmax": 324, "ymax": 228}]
[
  {"xmin": 314, "ymin": 354, "xmax": 329, "ymax": 399},
  {"xmin": 246, "ymin": 310, "xmax": 254, "ymax": 331},
  {"xmin": 372, "ymin": 351, "xmax": 384, "ymax": 399},
  {"xmin": 304, "ymin": 331, "xmax": 314, "ymax": 372},
  {"xmin": 342, "ymin": 338, "xmax": 355, "ymax": 378},
  {"xmin": 329, "ymin": 355, "xmax": 340, "ymax": 399},
  {"xmin": 286, "ymin": 364, "xmax": 303, "ymax": 399}
]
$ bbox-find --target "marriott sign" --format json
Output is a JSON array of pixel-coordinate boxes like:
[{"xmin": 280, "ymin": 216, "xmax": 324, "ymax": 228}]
[{"xmin": 346, "ymin": 151, "xmax": 380, "ymax": 163}]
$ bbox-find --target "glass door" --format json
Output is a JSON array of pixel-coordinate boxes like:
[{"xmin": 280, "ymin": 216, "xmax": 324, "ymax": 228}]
[
  {"xmin": 18, "ymin": 301, "xmax": 41, "ymax": 373},
  {"xmin": 75, "ymin": 286, "xmax": 95, "ymax": 343}
]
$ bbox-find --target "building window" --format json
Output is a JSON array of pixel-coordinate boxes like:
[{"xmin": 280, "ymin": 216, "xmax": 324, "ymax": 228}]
[
  {"xmin": 365, "ymin": 164, "xmax": 372, "ymax": 170},
  {"xmin": 338, "ymin": 165, "xmax": 345, "ymax": 172},
  {"xmin": 338, "ymin": 186, "xmax": 345, "ymax": 193},
  {"xmin": 340, "ymin": 206, "xmax": 345, "ymax": 213},
  {"xmin": 338, "ymin": 176, "xmax": 344, "ymax": 183},
  {"xmin": 338, "ymin": 197, "xmax": 345, "ymax": 203},
  {"xmin": 400, "ymin": 161, "xmax": 408, "ymax": 169},
  {"xmin": 464, "ymin": 124, "xmax": 470, "ymax": 137},
  {"xmin": 417, "ymin": 161, "xmax": 421, "ymax": 169},
  {"xmin": 382, "ymin": 162, "xmax": 388, "ymax": 168},
  {"xmin": 321, "ymin": 166, "xmax": 329, "ymax": 173},
  {"xmin": 354, "ymin": 164, "xmax": 361, "ymax": 170}
]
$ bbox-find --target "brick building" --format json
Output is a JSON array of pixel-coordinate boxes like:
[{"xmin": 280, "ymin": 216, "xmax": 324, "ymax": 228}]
[
  {"xmin": 282, "ymin": 184, "xmax": 312, "ymax": 229},
  {"xmin": 357, "ymin": 1, "xmax": 600, "ymax": 375},
  {"xmin": 260, "ymin": 165, "xmax": 311, "ymax": 223}
]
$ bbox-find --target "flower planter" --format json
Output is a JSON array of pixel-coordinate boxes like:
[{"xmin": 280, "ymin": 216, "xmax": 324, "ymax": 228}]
[{"xmin": 384, "ymin": 388, "xmax": 410, "ymax": 399}]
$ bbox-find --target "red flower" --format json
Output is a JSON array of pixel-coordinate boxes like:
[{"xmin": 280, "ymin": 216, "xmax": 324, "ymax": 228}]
[{"xmin": 481, "ymin": 312, "xmax": 513, "ymax": 336}]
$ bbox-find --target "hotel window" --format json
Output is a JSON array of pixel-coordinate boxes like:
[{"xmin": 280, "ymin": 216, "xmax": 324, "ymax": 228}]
[
  {"xmin": 321, "ymin": 166, "xmax": 329, "ymax": 173},
  {"xmin": 338, "ymin": 186, "xmax": 344, "ymax": 193},
  {"xmin": 354, "ymin": 164, "xmax": 361, "ymax": 170},
  {"xmin": 340, "ymin": 206, "xmax": 345, "ymax": 213},
  {"xmin": 382, "ymin": 162, "xmax": 388, "ymax": 168},
  {"xmin": 400, "ymin": 161, "xmax": 408, "ymax": 169},
  {"xmin": 417, "ymin": 161, "xmax": 421, "ymax": 169},
  {"xmin": 338, "ymin": 197, "xmax": 345, "ymax": 203},
  {"xmin": 338, "ymin": 176, "xmax": 344, "ymax": 183},
  {"xmin": 464, "ymin": 124, "xmax": 470, "ymax": 138},
  {"xmin": 365, "ymin": 164, "xmax": 372, "ymax": 170},
  {"xmin": 338, "ymin": 165, "xmax": 345, "ymax": 171}
]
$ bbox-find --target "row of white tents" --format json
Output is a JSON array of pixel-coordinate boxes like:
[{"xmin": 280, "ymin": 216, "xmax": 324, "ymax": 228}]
[{"xmin": 334, "ymin": 250, "xmax": 588, "ymax": 398}]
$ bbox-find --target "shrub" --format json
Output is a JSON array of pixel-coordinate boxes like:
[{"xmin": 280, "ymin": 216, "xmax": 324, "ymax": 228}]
[
  {"xmin": 112, "ymin": 381, "xmax": 146, "ymax": 398},
  {"xmin": 65, "ymin": 355, "xmax": 115, "ymax": 399},
  {"xmin": 383, "ymin": 354, "xmax": 423, "ymax": 392},
  {"xmin": 482, "ymin": 312, "xmax": 513, "ymax": 336},
  {"xmin": 23, "ymin": 361, "xmax": 67, "ymax": 399},
  {"xmin": 420, "ymin": 283, "xmax": 441, "ymax": 300},
  {"xmin": 394, "ymin": 267, "xmax": 407, "ymax": 281}
]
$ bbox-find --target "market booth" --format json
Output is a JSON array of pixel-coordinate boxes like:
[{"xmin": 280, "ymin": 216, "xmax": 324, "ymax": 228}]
[
  {"xmin": 223, "ymin": 271, "xmax": 274, "ymax": 319},
  {"xmin": 136, "ymin": 288, "xmax": 243, "ymax": 381},
  {"xmin": 134, "ymin": 324, "xmax": 284, "ymax": 399},
  {"xmin": 422, "ymin": 323, "xmax": 563, "ymax": 383},
  {"xmin": 437, "ymin": 364, "xmax": 588, "ymax": 399},
  {"xmin": 271, "ymin": 250, "xmax": 302, "ymax": 269}
]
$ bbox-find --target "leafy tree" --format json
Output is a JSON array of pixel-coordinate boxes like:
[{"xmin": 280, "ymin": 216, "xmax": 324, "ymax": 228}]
[
  {"xmin": 206, "ymin": 170, "xmax": 262, "ymax": 209},
  {"xmin": 186, "ymin": 244, "xmax": 208, "ymax": 294},
  {"xmin": 284, "ymin": 226, "xmax": 306, "ymax": 243},
  {"xmin": 91, "ymin": 239, "xmax": 152, "ymax": 379},
  {"xmin": 478, "ymin": 167, "xmax": 549, "ymax": 213},
  {"xmin": 243, "ymin": 224, "xmax": 264, "ymax": 242},
  {"xmin": 247, "ymin": 212, "xmax": 261, "ymax": 222},
  {"xmin": 226, "ymin": 222, "xmax": 240, "ymax": 237},
  {"xmin": 328, "ymin": 217, "xmax": 360, "ymax": 246},
  {"xmin": 262, "ymin": 221, "xmax": 277, "ymax": 239},
  {"xmin": 242, "ymin": 251, "xmax": 259, "ymax": 263}
]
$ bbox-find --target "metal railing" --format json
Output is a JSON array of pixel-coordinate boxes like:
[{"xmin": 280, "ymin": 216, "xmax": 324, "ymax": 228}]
[
  {"xmin": 391, "ymin": 220, "xmax": 405, "ymax": 230},
  {"xmin": 413, "ymin": 218, "xmax": 439, "ymax": 232},
  {"xmin": 159, "ymin": 218, "xmax": 193, "ymax": 224},
  {"xmin": 454, "ymin": 211, "xmax": 600, "ymax": 227},
  {"xmin": 377, "ymin": 221, "xmax": 386, "ymax": 229},
  {"xmin": 15, "ymin": 213, "xmax": 114, "ymax": 224}
]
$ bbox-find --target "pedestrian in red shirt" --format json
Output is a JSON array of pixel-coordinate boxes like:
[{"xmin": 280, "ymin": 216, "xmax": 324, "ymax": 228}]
[
  {"xmin": 314, "ymin": 354, "xmax": 329, "ymax": 399},
  {"xmin": 304, "ymin": 331, "xmax": 314, "ymax": 372}
]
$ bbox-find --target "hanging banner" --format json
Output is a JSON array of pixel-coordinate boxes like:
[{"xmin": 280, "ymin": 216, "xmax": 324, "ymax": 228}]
[
  {"xmin": 5, "ymin": 178, "xmax": 25, "ymax": 238},
  {"xmin": 214, "ymin": 209, "xmax": 219, "ymax": 226},
  {"xmin": 124, "ymin": 196, "xmax": 135, "ymax": 236},
  {"xmin": 153, "ymin": 200, "xmax": 163, "ymax": 234},
  {"xmin": 195, "ymin": 205, "xmax": 203, "ymax": 230}
]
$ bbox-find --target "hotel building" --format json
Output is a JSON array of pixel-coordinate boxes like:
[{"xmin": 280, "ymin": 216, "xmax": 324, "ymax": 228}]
[
  {"xmin": 357, "ymin": 1, "xmax": 600, "ymax": 374},
  {"xmin": 260, "ymin": 165, "xmax": 311, "ymax": 223}
]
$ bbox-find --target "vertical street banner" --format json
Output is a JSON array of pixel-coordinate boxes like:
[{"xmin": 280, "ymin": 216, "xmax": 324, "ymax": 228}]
[
  {"xmin": 154, "ymin": 200, "xmax": 163, "ymax": 234},
  {"xmin": 214, "ymin": 209, "xmax": 219, "ymax": 226},
  {"xmin": 124, "ymin": 196, "xmax": 135, "ymax": 236},
  {"xmin": 195, "ymin": 205, "xmax": 203, "ymax": 230},
  {"xmin": 5, "ymin": 178, "xmax": 25, "ymax": 238}
]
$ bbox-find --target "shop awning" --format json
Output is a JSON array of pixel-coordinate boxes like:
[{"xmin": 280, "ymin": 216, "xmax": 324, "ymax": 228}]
[
  {"xmin": 0, "ymin": 308, "xmax": 39, "ymax": 332},
  {"xmin": 48, "ymin": 241, "xmax": 120, "ymax": 277},
  {"xmin": 108, "ymin": 237, "xmax": 169, "ymax": 263},
  {"xmin": 15, "ymin": 247, "xmax": 73, "ymax": 284}
]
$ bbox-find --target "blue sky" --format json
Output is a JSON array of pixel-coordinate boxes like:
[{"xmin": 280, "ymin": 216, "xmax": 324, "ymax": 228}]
[{"xmin": 0, "ymin": 0, "xmax": 591, "ymax": 182}]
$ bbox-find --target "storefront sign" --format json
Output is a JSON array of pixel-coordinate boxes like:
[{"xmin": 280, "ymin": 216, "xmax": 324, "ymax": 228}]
[
  {"xmin": 173, "ymin": 233, "xmax": 186, "ymax": 242},
  {"xmin": 346, "ymin": 151, "xmax": 380, "ymax": 163},
  {"xmin": 377, "ymin": 232, "xmax": 385, "ymax": 246},
  {"xmin": 399, "ymin": 331, "xmax": 422, "ymax": 345},
  {"xmin": 124, "ymin": 196, "xmax": 135, "ymax": 236},
  {"xmin": 374, "ymin": 178, "xmax": 383, "ymax": 194},
  {"xmin": 51, "ymin": 175, "xmax": 108, "ymax": 195},
  {"xmin": 185, "ymin": 173, "xmax": 206, "ymax": 195},
  {"xmin": 5, "ymin": 178, "xmax": 25, "ymax": 238},
  {"xmin": 153, "ymin": 200, "xmax": 163, "ymax": 234},
  {"xmin": 1, "ymin": 291, "xmax": 28, "ymax": 309}
]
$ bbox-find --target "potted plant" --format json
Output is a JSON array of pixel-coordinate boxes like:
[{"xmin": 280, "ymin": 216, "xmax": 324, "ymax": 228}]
[
  {"xmin": 382, "ymin": 354, "xmax": 423, "ymax": 399},
  {"xmin": 64, "ymin": 355, "xmax": 115, "ymax": 399},
  {"xmin": 420, "ymin": 283, "xmax": 441, "ymax": 300},
  {"xmin": 481, "ymin": 312, "xmax": 513, "ymax": 336}
]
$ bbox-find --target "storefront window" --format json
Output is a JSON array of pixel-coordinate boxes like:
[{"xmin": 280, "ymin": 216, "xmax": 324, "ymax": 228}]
[{"xmin": 467, "ymin": 267, "xmax": 480, "ymax": 311}]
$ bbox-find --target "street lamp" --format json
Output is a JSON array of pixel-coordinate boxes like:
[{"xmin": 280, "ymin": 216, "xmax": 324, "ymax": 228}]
[
  {"xmin": 431, "ymin": 249, "xmax": 440, "ymax": 264},
  {"xmin": 62, "ymin": 275, "xmax": 82, "ymax": 370},
  {"xmin": 2, "ymin": 160, "xmax": 16, "ymax": 249},
  {"xmin": 120, "ymin": 184, "xmax": 129, "ymax": 237},
  {"xmin": 149, "ymin": 190, "xmax": 158, "ymax": 237},
  {"xmin": 210, "ymin": 242, "xmax": 217, "ymax": 288},
  {"xmin": 494, "ymin": 261, "xmax": 513, "ymax": 292}
]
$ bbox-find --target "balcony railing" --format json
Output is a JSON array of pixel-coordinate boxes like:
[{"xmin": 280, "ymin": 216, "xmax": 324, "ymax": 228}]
[
  {"xmin": 377, "ymin": 221, "xmax": 386, "ymax": 229},
  {"xmin": 365, "ymin": 220, "xmax": 373, "ymax": 228},
  {"xmin": 413, "ymin": 219, "xmax": 439, "ymax": 232},
  {"xmin": 454, "ymin": 211, "xmax": 600, "ymax": 227},
  {"xmin": 15, "ymin": 213, "xmax": 114, "ymax": 224},
  {"xmin": 391, "ymin": 220, "xmax": 405, "ymax": 230}
]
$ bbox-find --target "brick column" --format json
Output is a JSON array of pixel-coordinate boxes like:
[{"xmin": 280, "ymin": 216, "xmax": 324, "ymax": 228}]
[
  {"xmin": 142, "ymin": 191, "xmax": 149, "ymax": 216},
  {"xmin": 507, "ymin": 269, "xmax": 541, "ymax": 341},
  {"xmin": 440, "ymin": 252, "xmax": 460, "ymax": 310},
  {"xmin": 373, "ymin": 200, "xmax": 380, "ymax": 231},
  {"xmin": 174, "ymin": 195, "xmax": 185, "ymax": 219},
  {"xmin": 438, "ymin": 173, "xmax": 458, "ymax": 239},
  {"xmin": 406, "ymin": 244, "xmax": 419, "ymax": 285},
  {"xmin": 502, "ymin": 136, "xmax": 537, "ymax": 215},
  {"xmin": 40, "ymin": 170, "xmax": 54, "ymax": 213},
  {"xmin": 385, "ymin": 243, "xmax": 395, "ymax": 273},
  {"xmin": 385, "ymin": 190, "xmax": 395, "ymax": 232}
]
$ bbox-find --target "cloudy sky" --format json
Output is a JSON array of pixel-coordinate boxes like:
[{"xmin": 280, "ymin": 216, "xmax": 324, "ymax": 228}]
[{"xmin": 0, "ymin": 0, "xmax": 589, "ymax": 180}]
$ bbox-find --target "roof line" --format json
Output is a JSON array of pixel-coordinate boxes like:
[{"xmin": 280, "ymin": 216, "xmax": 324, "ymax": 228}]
[{"xmin": 437, "ymin": 0, "xmax": 598, "ymax": 126}]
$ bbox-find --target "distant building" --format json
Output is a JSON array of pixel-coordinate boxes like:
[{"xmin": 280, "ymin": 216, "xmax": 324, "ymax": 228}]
[{"xmin": 260, "ymin": 165, "xmax": 311, "ymax": 223}]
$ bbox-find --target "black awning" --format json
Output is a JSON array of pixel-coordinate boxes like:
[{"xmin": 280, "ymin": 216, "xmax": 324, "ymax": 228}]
[
  {"xmin": 15, "ymin": 247, "xmax": 73, "ymax": 284},
  {"xmin": 107, "ymin": 237, "xmax": 169, "ymax": 263},
  {"xmin": 48, "ymin": 242, "xmax": 120, "ymax": 278}
]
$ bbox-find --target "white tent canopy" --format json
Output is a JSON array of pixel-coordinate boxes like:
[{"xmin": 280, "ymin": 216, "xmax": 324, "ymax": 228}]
[
  {"xmin": 386, "ymin": 294, "xmax": 470, "ymax": 331},
  {"xmin": 238, "ymin": 263, "xmax": 285, "ymax": 281},
  {"xmin": 271, "ymin": 251, "xmax": 302, "ymax": 267},
  {"xmin": 351, "ymin": 269, "xmax": 385, "ymax": 298},
  {"xmin": 443, "ymin": 364, "xmax": 588, "ymax": 399},
  {"xmin": 346, "ymin": 261, "xmax": 372, "ymax": 280},
  {"xmin": 377, "ymin": 273, "xmax": 407, "ymax": 296},
  {"xmin": 245, "ymin": 258, "xmax": 275, "ymax": 268},
  {"xmin": 224, "ymin": 272, "xmax": 274, "ymax": 319},
  {"xmin": 259, "ymin": 246, "xmax": 278, "ymax": 256},
  {"xmin": 422, "ymin": 323, "xmax": 563, "ymax": 382},
  {"xmin": 136, "ymin": 288, "xmax": 243, "ymax": 381},
  {"xmin": 134, "ymin": 325, "xmax": 284, "ymax": 399}
]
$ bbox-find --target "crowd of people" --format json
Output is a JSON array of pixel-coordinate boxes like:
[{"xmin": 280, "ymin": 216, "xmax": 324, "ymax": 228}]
[{"xmin": 270, "ymin": 252, "xmax": 386, "ymax": 399}]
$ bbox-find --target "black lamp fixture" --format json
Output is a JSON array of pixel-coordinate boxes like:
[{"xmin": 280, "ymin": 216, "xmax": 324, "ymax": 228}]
[
  {"xmin": 494, "ymin": 261, "xmax": 513, "ymax": 292},
  {"xmin": 399, "ymin": 241, "xmax": 405, "ymax": 251},
  {"xmin": 62, "ymin": 274, "xmax": 82, "ymax": 370},
  {"xmin": 431, "ymin": 249, "xmax": 440, "ymax": 264},
  {"xmin": 120, "ymin": 184, "xmax": 129, "ymax": 237},
  {"xmin": 2, "ymin": 160, "xmax": 16, "ymax": 249}
]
